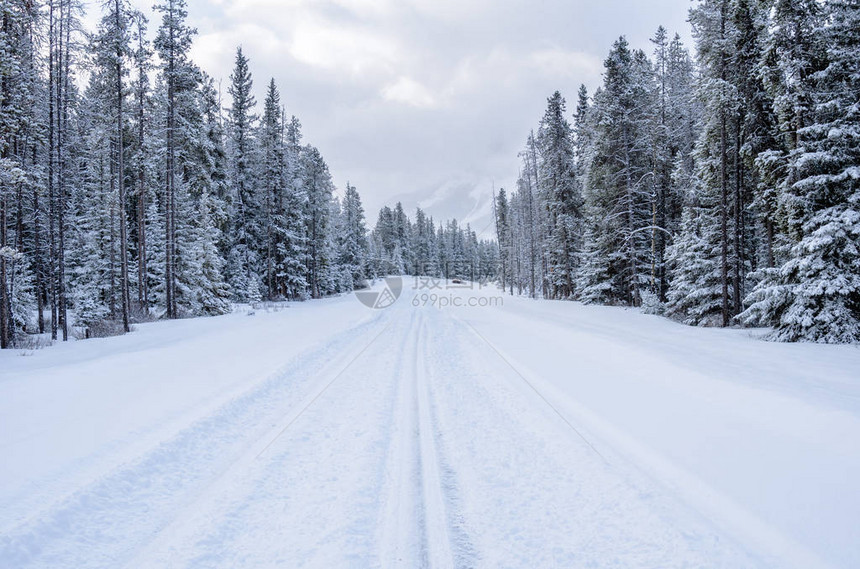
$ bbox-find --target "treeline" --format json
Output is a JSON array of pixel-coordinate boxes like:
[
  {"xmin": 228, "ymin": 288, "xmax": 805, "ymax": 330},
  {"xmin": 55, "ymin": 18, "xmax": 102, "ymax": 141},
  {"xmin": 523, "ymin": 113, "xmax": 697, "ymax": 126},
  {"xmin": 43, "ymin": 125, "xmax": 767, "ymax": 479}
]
[
  {"xmin": 496, "ymin": 0, "xmax": 860, "ymax": 343},
  {"xmin": 0, "ymin": 0, "xmax": 377, "ymax": 347},
  {"xmin": 368, "ymin": 202, "xmax": 498, "ymax": 281}
]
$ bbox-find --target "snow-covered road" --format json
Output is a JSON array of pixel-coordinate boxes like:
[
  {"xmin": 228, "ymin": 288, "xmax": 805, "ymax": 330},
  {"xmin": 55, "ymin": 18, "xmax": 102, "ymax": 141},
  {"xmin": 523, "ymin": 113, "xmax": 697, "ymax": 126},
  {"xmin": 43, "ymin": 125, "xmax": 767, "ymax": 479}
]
[{"xmin": 2, "ymin": 281, "xmax": 859, "ymax": 568}]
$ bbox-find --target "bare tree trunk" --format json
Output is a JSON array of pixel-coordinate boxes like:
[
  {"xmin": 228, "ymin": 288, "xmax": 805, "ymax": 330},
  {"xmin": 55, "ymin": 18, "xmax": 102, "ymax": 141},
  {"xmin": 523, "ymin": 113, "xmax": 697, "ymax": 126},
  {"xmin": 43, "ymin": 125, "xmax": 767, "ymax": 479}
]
[
  {"xmin": 765, "ymin": 218, "xmax": 774, "ymax": 268},
  {"xmin": 526, "ymin": 133, "xmax": 541, "ymax": 298},
  {"xmin": 47, "ymin": 0, "xmax": 58, "ymax": 341},
  {"xmin": 0, "ymin": 193, "xmax": 11, "ymax": 349},
  {"xmin": 625, "ymin": 151, "xmax": 637, "ymax": 306},
  {"xmin": 110, "ymin": 172, "xmax": 117, "ymax": 320},
  {"xmin": 57, "ymin": 0, "xmax": 70, "ymax": 341},
  {"xmin": 165, "ymin": 18, "xmax": 176, "ymax": 319},
  {"xmin": 491, "ymin": 185, "xmax": 505, "ymax": 293},
  {"xmin": 266, "ymin": 177, "xmax": 273, "ymax": 299},
  {"xmin": 135, "ymin": 16, "xmax": 148, "ymax": 311},
  {"xmin": 0, "ymin": 10, "xmax": 13, "ymax": 348},
  {"xmin": 24, "ymin": 10, "xmax": 45, "ymax": 334},
  {"xmin": 719, "ymin": 0, "xmax": 730, "ymax": 328},
  {"xmin": 33, "ymin": 167, "xmax": 44, "ymax": 334},
  {"xmin": 116, "ymin": 0, "xmax": 130, "ymax": 332},
  {"xmin": 733, "ymin": 112, "xmax": 743, "ymax": 316}
]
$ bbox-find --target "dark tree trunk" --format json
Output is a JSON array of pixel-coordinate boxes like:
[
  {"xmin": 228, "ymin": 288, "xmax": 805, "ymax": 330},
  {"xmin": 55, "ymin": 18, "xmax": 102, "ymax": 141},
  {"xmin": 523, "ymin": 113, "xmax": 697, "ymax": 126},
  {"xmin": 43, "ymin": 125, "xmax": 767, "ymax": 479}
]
[
  {"xmin": 47, "ymin": 0, "xmax": 58, "ymax": 341},
  {"xmin": 165, "ymin": 14, "xmax": 176, "ymax": 319},
  {"xmin": 57, "ymin": 0, "xmax": 70, "ymax": 341},
  {"xmin": 116, "ymin": 0, "xmax": 131, "ymax": 333},
  {"xmin": 720, "ymin": 0, "xmax": 730, "ymax": 328}
]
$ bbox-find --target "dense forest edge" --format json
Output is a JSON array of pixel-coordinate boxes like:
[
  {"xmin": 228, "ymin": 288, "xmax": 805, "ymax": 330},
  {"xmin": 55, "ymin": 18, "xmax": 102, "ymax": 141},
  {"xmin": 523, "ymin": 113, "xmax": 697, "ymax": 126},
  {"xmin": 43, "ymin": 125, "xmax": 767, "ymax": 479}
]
[
  {"xmin": 1, "ymin": 0, "xmax": 858, "ymax": 347},
  {"xmin": 0, "ymin": 0, "xmax": 497, "ymax": 348},
  {"xmin": 493, "ymin": 0, "xmax": 860, "ymax": 344}
]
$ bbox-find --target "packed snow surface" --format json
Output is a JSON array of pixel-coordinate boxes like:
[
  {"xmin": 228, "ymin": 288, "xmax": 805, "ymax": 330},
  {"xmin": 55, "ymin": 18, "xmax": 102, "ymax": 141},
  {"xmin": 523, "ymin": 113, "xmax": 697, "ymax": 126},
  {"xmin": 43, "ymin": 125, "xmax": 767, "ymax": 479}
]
[{"xmin": 1, "ymin": 280, "xmax": 859, "ymax": 568}]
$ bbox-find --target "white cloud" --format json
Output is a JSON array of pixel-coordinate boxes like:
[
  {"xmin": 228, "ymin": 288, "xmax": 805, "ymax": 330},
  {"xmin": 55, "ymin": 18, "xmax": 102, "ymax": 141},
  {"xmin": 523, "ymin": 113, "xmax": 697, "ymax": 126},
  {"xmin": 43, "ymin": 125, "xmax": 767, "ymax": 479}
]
[
  {"xmin": 381, "ymin": 77, "xmax": 437, "ymax": 108},
  {"xmin": 407, "ymin": 0, "xmax": 495, "ymax": 22},
  {"xmin": 289, "ymin": 22, "xmax": 401, "ymax": 77},
  {"xmin": 192, "ymin": 24, "xmax": 283, "ymax": 76},
  {"xmin": 531, "ymin": 48, "xmax": 602, "ymax": 79}
]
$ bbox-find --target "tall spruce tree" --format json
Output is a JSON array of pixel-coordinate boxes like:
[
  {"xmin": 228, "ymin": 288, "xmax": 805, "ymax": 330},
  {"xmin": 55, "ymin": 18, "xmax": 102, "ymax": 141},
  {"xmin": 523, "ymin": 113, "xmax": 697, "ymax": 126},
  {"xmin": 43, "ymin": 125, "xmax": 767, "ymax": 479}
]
[
  {"xmin": 337, "ymin": 182, "xmax": 368, "ymax": 288},
  {"xmin": 154, "ymin": 0, "xmax": 194, "ymax": 319},
  {"xmin": 536, "ymin": 91, "xmax": 581, "ymax": 299},
  {"xmin": 744, "ymin": 0, "xmax": 860, "ymax": 342},
  {"xmin": 226, "ymin": 46, "xmax": 260, "ymax": 302}
]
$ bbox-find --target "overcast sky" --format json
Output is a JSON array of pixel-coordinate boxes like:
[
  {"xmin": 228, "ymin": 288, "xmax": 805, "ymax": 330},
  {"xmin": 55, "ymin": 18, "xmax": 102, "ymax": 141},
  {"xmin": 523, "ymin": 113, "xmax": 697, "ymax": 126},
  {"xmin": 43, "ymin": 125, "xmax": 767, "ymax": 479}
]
[{"xmin": 87, "ymin": 0, "xmax": 694, "ymax": 236}]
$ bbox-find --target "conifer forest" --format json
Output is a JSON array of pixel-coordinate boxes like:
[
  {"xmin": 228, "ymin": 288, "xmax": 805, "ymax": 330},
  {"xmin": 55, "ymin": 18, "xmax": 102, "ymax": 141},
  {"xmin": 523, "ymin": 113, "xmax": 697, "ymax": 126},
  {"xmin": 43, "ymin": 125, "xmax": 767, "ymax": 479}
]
[{"xmin": 1, "ymin": 0, "xmax": 859, "ymax": 348}]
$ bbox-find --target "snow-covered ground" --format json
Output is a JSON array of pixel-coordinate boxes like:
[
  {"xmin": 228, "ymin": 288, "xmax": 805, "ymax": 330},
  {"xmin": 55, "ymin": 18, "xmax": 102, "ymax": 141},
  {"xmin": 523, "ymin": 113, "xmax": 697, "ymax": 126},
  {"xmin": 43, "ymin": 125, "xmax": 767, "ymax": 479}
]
[{"xmin": 1, "ymin": 280, "xmax": 859, "ymax": 568}]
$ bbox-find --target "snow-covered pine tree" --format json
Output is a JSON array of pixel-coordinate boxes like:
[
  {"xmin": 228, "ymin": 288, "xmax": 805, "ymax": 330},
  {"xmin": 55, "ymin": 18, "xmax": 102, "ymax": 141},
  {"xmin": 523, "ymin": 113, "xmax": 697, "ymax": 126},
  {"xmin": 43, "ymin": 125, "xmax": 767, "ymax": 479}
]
[
  {"xmin": 92, "ymin": 0, "xmax": 134, "ymax": 332},
  {"xmin": 392, "ymin": 202, "xmax": 413, "ymax": 274},
  {"xmin": 154, "ymin": 0, "xmax": 195, "ymax": 318},
  {"xmin": 372, "ymin": 205, "xmax": 396, "ymax": 271},
  {"xmin": 170, "ymin": 73, "xmax": 231, "ymax": 317},
  {"xmin": 275, "ymin": 115, "xmax": 308, "ymax": 299},
  {"xmin": 494, "ymin": 187, "xmax": 512, "ymax": 293},
  {"xmin": 726, "ymin": 0, "xmax": 781, "ymax": 314},
  {"xmin": 336, "ymin": 182, "xmax": 368, "ymax": 288},
  {"xmin": 665, "ymin": 189, "xmax": 725, "ymax": 325},
  {"xmin": 0, "ymin": 0, "xmax": 41, "ymax": 346},
  {"xmin": 69, "ymin": 56, "xmax": 120, "ymax": 331},
  {"xmin": 650, "ymin": 27, "xmax": 698, "ymax": 302},
  {"xmin": 676, "ymin": 0, "xmax": 738, "ymax": 326},
  {"xmin": 299, "ymin": 145, "xmax": 335, "ymax": 298},
  {"xmin": 46, "ymin": 0, "xmax": 81, "ymax": 340},
  {"xmin": 744, "ymin": 0, "xmax": 860, "ymax": 342},
  {"xmin": 536, "ymin": 91, "xmax": 581, "ymax": 299},
  {"xmin": 762, "ymin": 0, "xmax": 827, "ymax": 158},
  {"xmin": 129, "ymin": 10, "xmax": 153, "ymax": 313},
  {"xmin": 411, "ymin": 207, "xmax": 434, "ymax": 277},
  {"xmin": 173, "ymin": 169, "xmax": 231, "ymax": 316},
  {"xmin": 259, "ymin": 78, "xmax": 284, "ymax": 299},
  {"xmin": 511, "ymin": 135, "xmax": 541, "ymax": 297},
  {"xmin": 579, "ymin": 38, "xmax": 656, "ymax": 306},
  {"xmin": 226, "ymin": 46, "xmax": 261, "ymax": 302},
  {"xmin": 741, "ymin": 0, "xmax": 828, "ymax": 328}
]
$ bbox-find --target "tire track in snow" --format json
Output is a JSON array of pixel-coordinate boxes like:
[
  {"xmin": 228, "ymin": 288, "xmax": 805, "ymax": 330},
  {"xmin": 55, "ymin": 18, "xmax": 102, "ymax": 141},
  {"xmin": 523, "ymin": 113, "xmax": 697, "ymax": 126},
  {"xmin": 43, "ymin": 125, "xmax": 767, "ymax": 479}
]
[
  {"xmin": 414, "ymin": 311, "xmax": 455, "ymax": 569},
  {"xmin": 379, "ymin": 307, "xmax": 476, "ymax": 569},
  {"xmin": 126, "ymin": 315, "xmax": 396, "ymax": 568},
  {"xmin": 379, "ymin": 308, "xmax": 423, "ymax": 567},
  {"xmin": 421, "ymin": 306, "xmax": 766, "ymax": 568},
  {"xmin": 448, "ymin": 307, "xmax": 833, "ymax": 569},
  {"xmin": 134, "ymin": 303, "xmax": 413, "ymax": 568},
  {"xmin": 419, "ymin": 310, "xmax": 479, "ymax": 569},
  {"xmin": 0, "ymin": 310, "xmax": 393, "ymax": 569},
  {"xmin": 452, "ymin": 313, "xmax": 606, "ymax": 461}
]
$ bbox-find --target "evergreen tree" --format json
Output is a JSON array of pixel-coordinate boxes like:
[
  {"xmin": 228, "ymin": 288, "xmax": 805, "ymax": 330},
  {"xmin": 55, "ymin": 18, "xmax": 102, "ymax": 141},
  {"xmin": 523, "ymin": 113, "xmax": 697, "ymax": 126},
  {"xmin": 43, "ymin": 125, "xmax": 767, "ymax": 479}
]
[
  {"xmin": 93, "ymin": 0, "xmax": 134, "ymax": 332},
  {"xmin": 0, "ymin": 0, "xmax": 40, "ymax": 346},
  {"xmin": 536, "ymin": 91, "xmax": 581, "ymax": 299},
  {"xmin": 300, "ymin": 145, "xmax": 335, "ymax": 298},
  {"xmin": 337, "ymin": 182, "xmax": 368, "ymax": 288},
  {"xmin": 744, "ymin": 0, "xmax": 860, "ymax": 342},
  {"xmin": 494, "ymin": 188, "xmax": 512, "ymax": 292},
  {"xmin": 274, "ymin": 115, "xmax": 308, "ymax": 299},
  {"xmin": 259, "ymin": 78, "xmax": 284, "ymax": 299},
  {"xmin": 580, "ymin": 39, "xmax": 656, "ymax": 305},
  {"xmin": 130, "ymin": 11, "xmax": 153, "ymax": 312},
  {"xmin": 226, "ymin": 46, "xmax": 260, "ymax": 302},
  {"xmin": 154, "ymin": 0, "xmax": 195, "ymax": 318}
]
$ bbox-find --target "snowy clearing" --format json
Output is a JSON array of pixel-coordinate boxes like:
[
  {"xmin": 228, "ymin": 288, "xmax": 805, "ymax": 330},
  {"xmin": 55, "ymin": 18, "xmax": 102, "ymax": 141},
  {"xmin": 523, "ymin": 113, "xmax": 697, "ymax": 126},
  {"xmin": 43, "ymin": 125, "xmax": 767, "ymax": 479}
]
[{"xmin": 1, "ymin": 280, "xmax": 859, "ymax": 568}]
